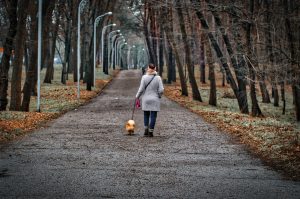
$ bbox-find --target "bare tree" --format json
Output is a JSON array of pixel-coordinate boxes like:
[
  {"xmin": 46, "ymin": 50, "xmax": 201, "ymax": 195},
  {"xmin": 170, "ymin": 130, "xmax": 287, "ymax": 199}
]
[
  {"xmin": 21, "ymin": 2, "xmax": 39, "ymax": 111},
  {"xmin": 10, "ymin": 0, "xmax": 30, "ymax": 111},
  {"xmin": 175, "ymin": 0, "xmax": 202, "ymax": 101},
  {"xmin": 0, "ymin": 0, "xmax": 18, "ymax": 111},
  {"xmin": 160, "ymin": 0, "xmax": 188, "ymax": 96},
  {"xmin": 192, "ymin": 0, "xmax": 250, "ymax": 114}
]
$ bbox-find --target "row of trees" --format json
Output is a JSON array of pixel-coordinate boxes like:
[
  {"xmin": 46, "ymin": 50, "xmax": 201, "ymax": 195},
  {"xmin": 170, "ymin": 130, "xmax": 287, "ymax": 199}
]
[
  {"xmin": 0, "ymin": 0, "xmax": 122, "ymax": 112},
  {"xmin": 0, "ymin": 0, "xmax": 299, "ymax": 121},
  {"xmin": 132, "ymin": 0, "xmax": 300, "ymax": 121}
]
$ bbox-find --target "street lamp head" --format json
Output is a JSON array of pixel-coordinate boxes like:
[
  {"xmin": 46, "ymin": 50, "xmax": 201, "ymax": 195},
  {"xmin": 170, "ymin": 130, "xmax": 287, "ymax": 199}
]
[
  {"xmin": 113, "ymin": 23, "xmax": 116, "ymax": 26},
  {"xmin": 107, "ymin": 11, "xmax": 112, "ymax": 15},
  {"xmin": 79, "ymin": 0, "xmax": 89, "ymax": 12},
  {"xmin": 104, "ymin": 23, "xmax": 116, "ymax": 29}
]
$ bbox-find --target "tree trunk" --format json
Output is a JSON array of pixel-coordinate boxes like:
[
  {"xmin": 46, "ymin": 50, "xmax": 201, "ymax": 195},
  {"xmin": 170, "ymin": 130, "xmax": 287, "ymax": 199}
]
[
  {"xmin": 206, "ymin": 41, "xmax": 216, "ymax": 106},
  {"xmin": 292, "ymin": 85, "xmax": 300, "ymax": 121},
  {"xmin": 175, "ymin": 0, "xmax": 202, "ymax": 101},
  {"xmin": 103, "ymin": 36, "xmax": 109, "ymax": 74},
  {"xmin": 246, "ymin": 0, "xmax": 263, "ymax": 117},
  {"xmin": 185, "ymin": 4, "xmax": 196, "ymax": 76},
  {"xmin": 264, "ymin": 0, "xmax": 278, "ymax": 107},
  {"xmin": 200, "ymin": 32, "xmax": 206, "ymax": 84},
  {"xmin": 272, "ymin": 84, "xmax": 279, "ymax": 107},
  {"xmin": 86, "ymin": 10, "xmax": 95, "ymax": 91},
  {"xmin": 172, "ymin": 52, "xmax": 176, "ymax": 82},
  {"xmin": 41, "ymin": 1, "xmax": 55, "ymax": 71},
  {"xmin": 61, "ymin": 10, "xmax": 71, "ymax": 84},
  {"xmin": 44, "ymin": 13, "xmax": 60, "ymax": 83},
  {"xmin": 144, "ymin": 26, "xmax": 156, "ymax": 66},
  {"xmin": 24, "ymin": 43, "xmax": 29, "ymax": 72},
  {"xmin": 167, "ymin": 43, "xmax": 175, "ymax": 84},
  {"xmin": 0, "ymin": 0, "xmax": 18, "ymax": 111},
  {"xmin": 61, "ymin": 58, "xmax": 68, "ymax": 84},
  {"xmin": 44, "ymin": 63, "xmax": 54, "ymax": 83},
  {"xmin": 10, "ymin": 0, "xmax": 30, "ymax": 111},
  {"xmin": 158, "ymin": 26, "xmax": 164, "ymax": 76},
  {"xmin": 280, "ymin": 82, "xmax": 286, "ymax": 115},
  {"xmin": 284, "ymin": 0, "xmax": 300, "ymax": 121},
  {"xmin": 144, "ymin": 2, "xmax": 158, "ymax": 66},
  {"xmin": 192, "ymin": 0, "xmax": 248, "ymax": 113},
  {"xmin": 149, "ymin": 7, "xmax": 158, "ymax": 67},
  {"xmin": 221, "ymin": 70, "xmax": 225, "ymax": 87},
  {"xmin": 133, "ymin": 47, "xmax": 138, "ymax": 69},
  {"xmin": 59, "ymin": 1, "xmax": 69, "ymax": 84},
  {"xmin": 21, "ymin": 6, "xmax": 39, "ymax": 112},
  {"xmin": 208, "ymin": 0, "xmax": 249, "ymax": 113},
  {"xmin": 167, "ymin": 35, "xmax": 188, "ymax": 96},
  {"xmin": 82, "ymin": 15, "xmax": 88, "ymax": 84},
  {"xmin": 71, "ymin": 0, "xmax": 78, "ymax": 82},
  {"xmin": 247, "ymin": 60, "xmax": 263, "ymax": 116},
  {"xmin": 258, "ymin": 74, "xmax": 271, "ymax": 103},
  {"xmin": 160, "ymin": 5, "xmax": 187, "ymax": 96}
]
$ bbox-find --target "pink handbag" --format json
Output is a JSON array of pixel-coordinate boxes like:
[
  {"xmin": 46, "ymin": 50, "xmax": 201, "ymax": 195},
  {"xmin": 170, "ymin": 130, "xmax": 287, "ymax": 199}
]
[{"xmin": 135, "ymin": 99, "xmax": 141, "ymax": 108}]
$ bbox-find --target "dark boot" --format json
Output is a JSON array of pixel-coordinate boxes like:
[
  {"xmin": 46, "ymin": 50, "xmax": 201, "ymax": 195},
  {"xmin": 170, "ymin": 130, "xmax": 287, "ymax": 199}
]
[
  {"xmin": 149, "ymin": 129, "xmax": 154, "ymax": 137},
  {"xmin": 144, "ymin": 128, "xmax": 149, "ymax": 137}
]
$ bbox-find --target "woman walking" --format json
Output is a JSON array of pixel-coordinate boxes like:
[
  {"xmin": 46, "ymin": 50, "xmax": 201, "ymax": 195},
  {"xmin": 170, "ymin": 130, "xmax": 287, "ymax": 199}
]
[{"xmin": 136, "ymin": 64, "xmax": 164, "ymax": 137}]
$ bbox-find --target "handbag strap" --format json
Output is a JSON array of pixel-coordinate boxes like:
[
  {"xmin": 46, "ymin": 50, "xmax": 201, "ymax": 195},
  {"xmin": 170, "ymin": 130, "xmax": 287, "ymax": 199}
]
[{"xmin": 144, "ymin": 74, "xmax": 156, "ymax": 91}]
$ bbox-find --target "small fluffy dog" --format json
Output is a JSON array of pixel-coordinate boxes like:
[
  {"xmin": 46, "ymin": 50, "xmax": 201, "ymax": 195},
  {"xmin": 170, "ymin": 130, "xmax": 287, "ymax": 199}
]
[{"xmin": 125, "ymin": 120, "xmax": 135, "ymax": 135}]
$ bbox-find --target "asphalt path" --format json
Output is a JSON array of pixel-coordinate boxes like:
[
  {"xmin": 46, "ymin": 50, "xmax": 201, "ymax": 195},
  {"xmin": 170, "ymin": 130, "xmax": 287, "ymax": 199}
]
[{"xmin": 1, "ymin": 70, "xmax": 300, "ymax": 198}]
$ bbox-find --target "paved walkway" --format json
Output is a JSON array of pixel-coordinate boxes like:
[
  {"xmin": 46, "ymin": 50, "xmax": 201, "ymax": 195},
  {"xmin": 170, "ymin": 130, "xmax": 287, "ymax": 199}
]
[{"xmin": 1, "ymin": 70, "xmax": 300, "ymax": 198}]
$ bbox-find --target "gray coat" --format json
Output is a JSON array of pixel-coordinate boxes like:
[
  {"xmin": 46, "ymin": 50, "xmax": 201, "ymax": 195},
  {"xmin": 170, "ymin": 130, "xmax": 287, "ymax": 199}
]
[{"xmin": 136, "ymin": 72, "xmax": 164, "ymax": 111}]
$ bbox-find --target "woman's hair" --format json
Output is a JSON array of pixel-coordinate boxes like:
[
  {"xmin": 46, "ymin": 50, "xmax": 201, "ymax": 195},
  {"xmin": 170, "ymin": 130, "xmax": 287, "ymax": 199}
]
[{"xmin": 148, "ymin": 64, "xmax": 156, "ymax": 69}]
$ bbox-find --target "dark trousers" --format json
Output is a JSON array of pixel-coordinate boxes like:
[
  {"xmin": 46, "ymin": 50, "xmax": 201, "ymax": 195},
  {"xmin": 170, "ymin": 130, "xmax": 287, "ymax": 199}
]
[{"xmin": 144, "ymin": 111, "xmax": 157, "ymax": 129}]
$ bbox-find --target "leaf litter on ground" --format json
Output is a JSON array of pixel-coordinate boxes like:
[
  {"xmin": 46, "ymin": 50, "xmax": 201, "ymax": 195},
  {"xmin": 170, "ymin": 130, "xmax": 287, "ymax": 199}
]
[
  {"xmin": 0, "ymin": 73, "xmax": 115, "ymax": 143},
  {"xmin": 164, "ymin": 83, "xmax": 300, "ymax": 180}
]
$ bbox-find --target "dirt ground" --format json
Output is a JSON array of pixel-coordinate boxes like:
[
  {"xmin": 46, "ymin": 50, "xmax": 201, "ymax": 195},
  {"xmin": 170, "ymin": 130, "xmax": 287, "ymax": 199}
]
[{"xmin": 0, "ymin": 70, "xmax": 300, "ymax": 198}]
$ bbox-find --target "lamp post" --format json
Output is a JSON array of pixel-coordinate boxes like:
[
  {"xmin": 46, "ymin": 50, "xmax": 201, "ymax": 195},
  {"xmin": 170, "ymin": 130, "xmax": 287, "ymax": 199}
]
[
  {"xmin": 115, "ymin": 38, "xmax": 125, "ymax": 68},
  {"xmin": 101, "ymin": 23, "xmax": 116, "ymax": 74},
  {"xmin": 133, "ymin": 45, "xmax": 138, "ymax": 69},
  {"xmin": 141, "ymin": 48, "xmax": 145, "ymax": 67},
  {"xmin": 93, "ymin": 12, "xmax": 112, "ymax": 87},
  {"xmin": 110, "ymin": 34, "xmax": 122, "ymax": 69},
  {"xmin": 37, "ymin": 0, "xmax": 42, "ymax": 112},
  {"xmin": 136, "ymin": 47, "xmax": 144, "ymax": 68},
  {"xmin": 137, "ymin": 47, "xmax": 140, "ymax": 68},
  {"xmin": 119, "ymin": 42, "xmax": 127, "ymax": 69},
  {"xmin": 107, "ymin": 30, "xmax": 120, "ymax": 69},
  {"xmin": 127, "ymin": 45, "xmax": 132, "ymax": 69},
  {"xmin": 77, "ymin": 0, "xmax": 89, "ymax": 99},
  {"xmin": 127, "ymin": 45, "xmax": 135, "ymax": 69}
]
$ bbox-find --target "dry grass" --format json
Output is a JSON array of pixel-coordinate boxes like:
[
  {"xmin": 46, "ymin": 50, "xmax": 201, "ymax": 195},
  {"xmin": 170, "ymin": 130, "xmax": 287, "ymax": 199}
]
[{"xmin": 164, "ymin": 74, "xmax": 300, "ymax": 180}]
